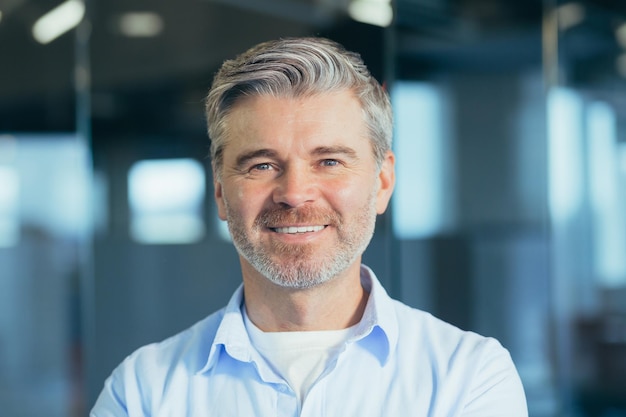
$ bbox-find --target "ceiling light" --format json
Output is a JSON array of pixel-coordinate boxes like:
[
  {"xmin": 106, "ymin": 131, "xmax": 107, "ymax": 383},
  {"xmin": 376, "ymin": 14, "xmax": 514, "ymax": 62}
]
[
  {"xmin": 118, "ymin": 12, "xmax": 163, "ymax": 37},
  {"xmin": 348, "ymin": 0, "xmax": 393, "ymax": 28},
  {"xmin": 557, "ymin": 2, "xmax": 585, "ymax": 31},
  {"xmin": 32, "ymin": 0, "xmax": 85, "ymax": 44},
  {"xmin": 616, "ymin": 23, "xmax": 626, "ymax": 49}
]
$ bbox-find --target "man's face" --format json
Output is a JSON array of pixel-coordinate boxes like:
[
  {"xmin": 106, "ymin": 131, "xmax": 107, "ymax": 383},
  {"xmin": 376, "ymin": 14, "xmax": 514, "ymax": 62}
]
[{"xmin": 214, "ymin": 90, "xmax": 394, "ymax": 289}]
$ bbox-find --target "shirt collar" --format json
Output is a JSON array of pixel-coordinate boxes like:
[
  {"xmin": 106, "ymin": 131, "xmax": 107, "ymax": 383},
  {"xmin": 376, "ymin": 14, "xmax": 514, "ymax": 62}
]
[
  {"xmin": 197, "ymin": 284, "xmax": 249, "ymax": 374},
  {"xmin": 197, "ymin": 264, "xmax": 399, "ymax": 373},
  {"xmin": 350, "ymin": 265, "xmax": 399, "ymax": 365}
]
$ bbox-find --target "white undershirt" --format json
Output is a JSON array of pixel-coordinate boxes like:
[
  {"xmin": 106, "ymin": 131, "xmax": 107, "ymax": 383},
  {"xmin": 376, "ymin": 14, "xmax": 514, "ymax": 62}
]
[{"xmin": 243, "ymin": 307, "xmax": 355, "ymax": 404}]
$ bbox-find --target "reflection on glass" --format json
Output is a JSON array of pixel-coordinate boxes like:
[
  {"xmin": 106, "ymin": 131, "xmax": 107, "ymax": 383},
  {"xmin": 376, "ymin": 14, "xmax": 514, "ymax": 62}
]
[
  {"xmin": 0, "ymin": 134, "xmax": 88, "ymax": 417},
  {"xmin": 547, "ymin": 88, "xmax": 584, "ymax": 225},
  {"xmin": 0, "ymin": 166, "xmax": 19, "ymax": 247},
  {"xmin": 587, "ymin": 102, "xmax": 626, "ymax": 288},
  {"xmin": 128, "ymin": 158, "xmax": 206, "ymax": 244},
  {"xmin": 391, "ymin": 81, "xmax": 450, "ymax": 239},
  {"xmin": 15, "ymin": 137, "xmax": 90, "ymax": 237}
]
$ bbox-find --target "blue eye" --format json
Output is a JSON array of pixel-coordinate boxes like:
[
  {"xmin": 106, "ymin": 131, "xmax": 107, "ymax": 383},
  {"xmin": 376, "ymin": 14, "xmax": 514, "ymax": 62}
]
[
  {"xmin": 321, "ymin": 159, "xmax": 339, "ymax": 167},
  {"xmin": 253, "ymin": 163, "xmax": 272, "ymax": 171}
]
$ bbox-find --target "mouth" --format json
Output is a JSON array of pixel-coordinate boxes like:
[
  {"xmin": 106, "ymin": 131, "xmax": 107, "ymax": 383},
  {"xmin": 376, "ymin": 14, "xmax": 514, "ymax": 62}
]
[{"xmin": 271, "ymin": 225, "xmax": 327, "ymax": 234}]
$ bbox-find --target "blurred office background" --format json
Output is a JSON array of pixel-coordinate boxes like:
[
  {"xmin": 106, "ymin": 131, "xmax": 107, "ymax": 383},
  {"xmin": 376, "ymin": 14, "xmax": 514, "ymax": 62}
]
[{"xmin": 1, "ymin": 0, "xmax": 626, "ymax": 415}]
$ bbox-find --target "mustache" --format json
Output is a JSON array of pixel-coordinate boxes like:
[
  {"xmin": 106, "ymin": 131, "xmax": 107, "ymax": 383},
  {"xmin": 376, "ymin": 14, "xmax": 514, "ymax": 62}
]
[{"xmin": 255, "ymin": 206, "xmax": 340, "ymax": 228}]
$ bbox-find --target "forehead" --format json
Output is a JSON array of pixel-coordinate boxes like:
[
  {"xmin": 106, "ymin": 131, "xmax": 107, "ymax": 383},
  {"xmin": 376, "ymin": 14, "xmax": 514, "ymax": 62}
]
[
  {"xmin": 222, "ymin": 91, "xmax": 368, "ymax": 147},
  {"xmin": 232, "ymin": 89, "xmax": 361, "ymax": 117}
]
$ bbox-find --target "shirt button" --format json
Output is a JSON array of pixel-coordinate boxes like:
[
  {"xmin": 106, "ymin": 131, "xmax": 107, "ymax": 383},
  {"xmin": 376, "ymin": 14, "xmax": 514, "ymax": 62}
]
[{"xmin": 277, "ymin": 384, "xmax": 290, "ymax": 394}]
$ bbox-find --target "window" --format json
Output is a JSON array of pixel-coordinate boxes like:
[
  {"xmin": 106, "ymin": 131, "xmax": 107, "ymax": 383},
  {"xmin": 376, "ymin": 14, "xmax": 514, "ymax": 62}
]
[
  {"xmin": 391, "ymin": 81, "xmax": 452, "ymax": 239},
  {"xmin": 128, "ymin": 158, "xmax": 206, "ymax": 244}
]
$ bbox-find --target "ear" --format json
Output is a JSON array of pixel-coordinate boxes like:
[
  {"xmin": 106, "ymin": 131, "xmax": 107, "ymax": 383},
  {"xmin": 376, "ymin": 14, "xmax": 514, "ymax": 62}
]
[
  {"xmin": 375, "ymin": 150, "xmax": 395, "ymax": 214},
  {"xmin": 213, "ymin": 170, "xmax": 228, "ymax": 221}
]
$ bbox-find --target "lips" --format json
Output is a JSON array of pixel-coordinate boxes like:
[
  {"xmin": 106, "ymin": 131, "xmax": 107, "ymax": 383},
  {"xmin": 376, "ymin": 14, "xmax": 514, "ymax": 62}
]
[
  {"xmin": 257, "ymin": 206, "xmax": 339, "ymax": 234},
  {"xmin": 272, "ymin": 225, "xmax": 326, "ymax": 234}
]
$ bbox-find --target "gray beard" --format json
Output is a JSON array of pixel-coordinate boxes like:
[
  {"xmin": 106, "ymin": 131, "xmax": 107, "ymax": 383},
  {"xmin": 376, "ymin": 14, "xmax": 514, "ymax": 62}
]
[{"xmin": 224, "ymin": 192, "xmax": 377, "ymax": 289}]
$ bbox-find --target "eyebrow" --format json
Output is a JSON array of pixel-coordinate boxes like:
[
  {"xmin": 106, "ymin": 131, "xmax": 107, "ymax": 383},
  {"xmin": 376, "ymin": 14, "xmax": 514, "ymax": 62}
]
[
  {"xmin": 233, "ymin": 145, "xmax": 359, "ymax": 170},
  {"xmin": 234, "ymin": 148, "xmax": 279, "ymax": 170},
  {"xmin": 311, "ymin": 145, "xmax": 359, "ymax": 159}
]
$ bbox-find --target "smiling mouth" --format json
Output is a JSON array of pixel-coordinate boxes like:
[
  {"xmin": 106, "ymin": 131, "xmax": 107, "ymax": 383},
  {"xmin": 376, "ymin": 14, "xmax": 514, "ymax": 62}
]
[{"xmin": 271, "ymin": 225, "xmax": 326, "ymax": 234}]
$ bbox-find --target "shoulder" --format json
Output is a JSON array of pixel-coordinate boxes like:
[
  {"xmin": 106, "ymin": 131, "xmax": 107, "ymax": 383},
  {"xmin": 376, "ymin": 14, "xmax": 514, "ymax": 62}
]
[
  {"xmin": 390, "ymin": 301, "xmax": 527, "ymax": 416},
  {"xmin": 91, "ymin": 308, "xmax": 228, "ymax": 416},
  {"xmin": 393, "ymin": 300, "xmax": 502, "ymax": 355},
  {"xmin": 94, "ymin": 308, "xmax": 227, "ymax": 411},
  {"xmin": 389, "ymin": 300, "xmax": 515, "ymax": 384}
]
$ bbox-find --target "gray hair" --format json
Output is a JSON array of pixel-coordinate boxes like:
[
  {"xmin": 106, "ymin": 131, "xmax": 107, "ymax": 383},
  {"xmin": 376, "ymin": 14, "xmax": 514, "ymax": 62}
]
[{"xmin": 205, "ymin": 37, "xmax": 392, "ymax": 177}]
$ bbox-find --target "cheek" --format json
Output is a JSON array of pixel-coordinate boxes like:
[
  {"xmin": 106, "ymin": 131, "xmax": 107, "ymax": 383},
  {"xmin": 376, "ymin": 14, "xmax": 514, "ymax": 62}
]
[
  {"xmin": 217, "ymin": 183, "xmax": 255, "ymax": 222},
  {"xmin": 325, "ymin": 177, "xmax": 374, "ymax": 210},
  {"xmin": 224, "ymin": 185, "xmax": 264, "ymax": 221}
]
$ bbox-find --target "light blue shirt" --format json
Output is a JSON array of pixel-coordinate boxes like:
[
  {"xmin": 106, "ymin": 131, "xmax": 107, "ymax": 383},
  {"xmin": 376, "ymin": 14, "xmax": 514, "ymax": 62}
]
[{"xmin": 91, "ymin": 265, "xmax": 528, "ymax": 417}]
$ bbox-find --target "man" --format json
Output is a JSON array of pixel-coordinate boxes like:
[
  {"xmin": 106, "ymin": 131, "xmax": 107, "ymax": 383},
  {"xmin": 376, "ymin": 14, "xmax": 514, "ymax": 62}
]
[{"xmin": 91, "ymin": 37, "xmax": 527, "ymax": 416}]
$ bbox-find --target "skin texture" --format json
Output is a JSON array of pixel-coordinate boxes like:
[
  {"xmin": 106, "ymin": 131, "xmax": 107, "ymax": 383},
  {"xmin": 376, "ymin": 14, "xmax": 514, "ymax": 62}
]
[{"xmin": 214, "ymin": 90, "xmax": 395, "ymax": 332}]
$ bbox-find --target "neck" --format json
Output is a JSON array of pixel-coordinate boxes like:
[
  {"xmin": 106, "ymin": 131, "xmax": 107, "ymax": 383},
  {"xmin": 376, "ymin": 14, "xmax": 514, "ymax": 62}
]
[{"xmin": 241, "ymin": 262, "xmax": 368, "ymax": 332}]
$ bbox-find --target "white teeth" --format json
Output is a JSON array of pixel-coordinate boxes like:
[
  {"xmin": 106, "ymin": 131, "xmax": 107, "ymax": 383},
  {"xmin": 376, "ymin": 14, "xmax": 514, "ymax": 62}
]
[{"xmin": 274, "ymin": 225, "xmax": 325, "ymax": 234}]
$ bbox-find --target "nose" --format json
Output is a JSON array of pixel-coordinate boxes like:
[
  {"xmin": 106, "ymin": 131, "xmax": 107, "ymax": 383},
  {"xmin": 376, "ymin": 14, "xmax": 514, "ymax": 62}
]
[{"xmin": 272, "ymin": 165, "xmax": 317, "ymax": 208}]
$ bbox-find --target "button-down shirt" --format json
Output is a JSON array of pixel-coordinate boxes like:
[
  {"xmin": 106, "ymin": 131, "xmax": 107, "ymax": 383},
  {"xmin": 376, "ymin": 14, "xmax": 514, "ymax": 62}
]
[{"xmin": 91, "ymin": 265, "xmax": 528, "ymax": 417}]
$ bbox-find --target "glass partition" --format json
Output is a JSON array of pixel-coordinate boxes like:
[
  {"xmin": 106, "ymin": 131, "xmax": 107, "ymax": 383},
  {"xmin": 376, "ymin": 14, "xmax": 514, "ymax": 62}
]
[
  {"xmin": 0, "ymin": 0, "xmax": 89, "ymax": 415},
  {"xmin": 546, "ymin": 1, "xmax": 626, "ymax": 415},
  {"xmin": 392, "ymin": 1, "xmax": 556, "ymax": 415}
]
